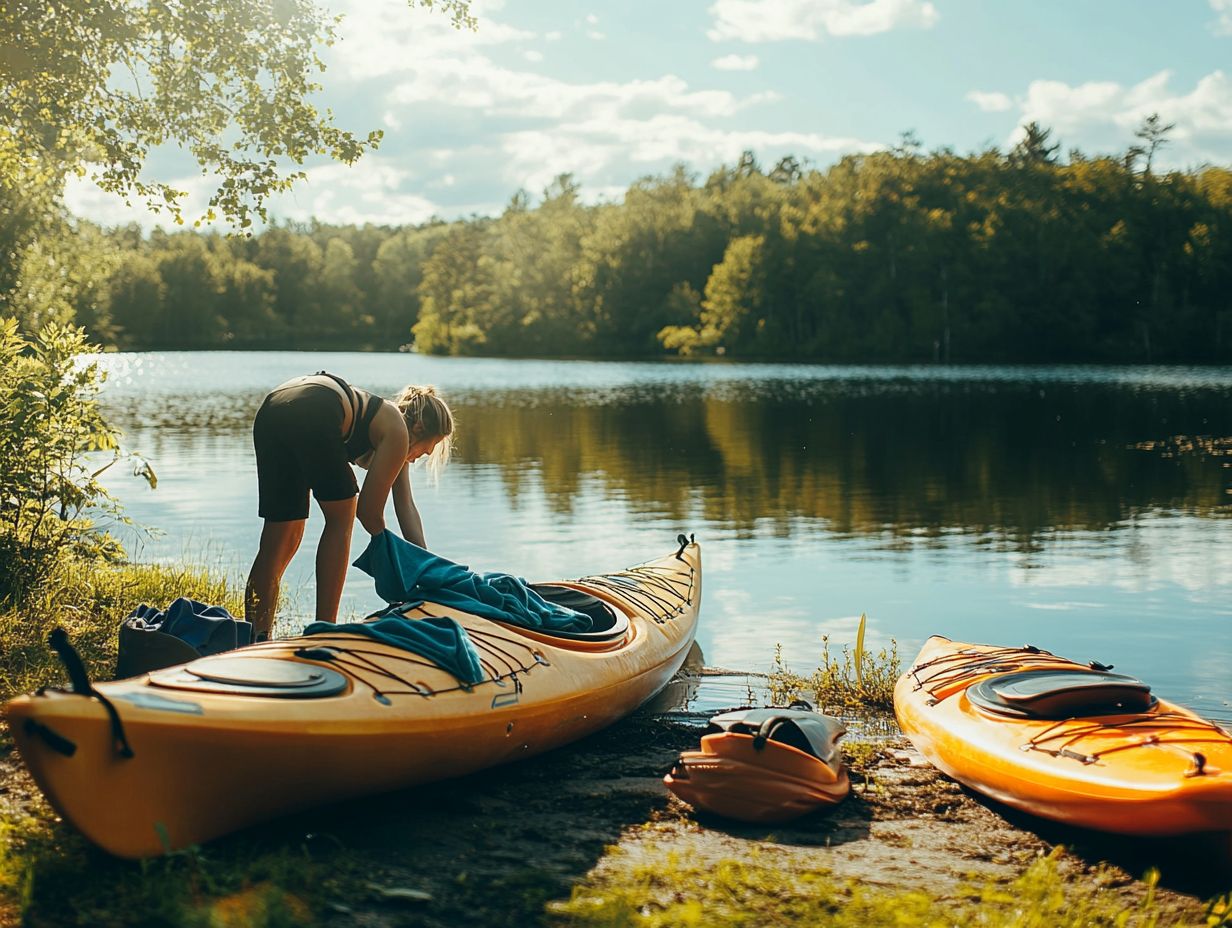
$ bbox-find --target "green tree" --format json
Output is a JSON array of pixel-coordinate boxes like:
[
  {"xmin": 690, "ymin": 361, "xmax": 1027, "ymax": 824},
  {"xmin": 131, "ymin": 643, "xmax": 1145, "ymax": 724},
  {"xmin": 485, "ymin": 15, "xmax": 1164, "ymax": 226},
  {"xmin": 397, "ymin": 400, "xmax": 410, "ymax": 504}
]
[
  {"xmin": 105, "ymin": 252, "xmax": 166, "ymax": 348},
  {"xmin": 1011, "ymin": 122, "xmax": 1061, "ymax": 166},
  {"xmin": 220, "ymin": 259, "xmax": 280, "ymax": 348},
  {"xmin": 0, "ymin": 0, "xmax": 474, "ymax": 229},
  {"xmin": 372, "ymin": 223, "xmax": 448, "ymax": 348},
  {"xmin": 414, "ymin": 222, "xmax": 494, "ymax": 354},
  {"xmin": 255, "ymin": 226, "xmax": 324, "ymax": 345},
  {"xmin": 1127, "ymin": 113, "xmax": 1176, "ymax": 176}
]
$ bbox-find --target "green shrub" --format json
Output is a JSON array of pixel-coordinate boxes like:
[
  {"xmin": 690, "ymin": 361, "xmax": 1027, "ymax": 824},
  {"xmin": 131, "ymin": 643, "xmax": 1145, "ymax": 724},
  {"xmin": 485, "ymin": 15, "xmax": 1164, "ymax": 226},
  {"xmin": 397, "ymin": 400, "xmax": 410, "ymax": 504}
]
[{"xmin": 0, "ymin": 318, "xmax": 151, "ymax": 605}]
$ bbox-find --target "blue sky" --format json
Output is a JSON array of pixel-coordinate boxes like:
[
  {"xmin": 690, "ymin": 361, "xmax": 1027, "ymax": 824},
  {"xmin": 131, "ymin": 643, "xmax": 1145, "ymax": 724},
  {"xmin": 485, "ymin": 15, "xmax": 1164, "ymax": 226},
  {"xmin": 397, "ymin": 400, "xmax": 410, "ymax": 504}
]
[{"xmin": 66, "ymin": 0, "xmax": 1232, "ymax": 229}]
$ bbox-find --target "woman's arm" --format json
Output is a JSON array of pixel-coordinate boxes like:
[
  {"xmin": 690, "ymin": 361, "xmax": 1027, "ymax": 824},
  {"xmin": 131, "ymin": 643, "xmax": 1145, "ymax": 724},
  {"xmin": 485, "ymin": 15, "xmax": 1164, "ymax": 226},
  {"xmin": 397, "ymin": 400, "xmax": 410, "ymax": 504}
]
[
  {"xmin": 355, "ymin": 405, "xmax": 409, "ymax": 535},
  {"xmin": 391, "ymin": 463, "xmax": 427, "ymax": 548}
]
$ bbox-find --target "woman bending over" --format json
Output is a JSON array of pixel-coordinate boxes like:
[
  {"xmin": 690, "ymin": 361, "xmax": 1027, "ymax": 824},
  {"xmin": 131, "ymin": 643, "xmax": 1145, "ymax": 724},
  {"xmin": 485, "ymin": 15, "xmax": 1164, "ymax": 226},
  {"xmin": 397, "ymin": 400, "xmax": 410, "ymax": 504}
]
[{"xmin": 245, "ymin": 373, "xmax": 453, "ymax": 638}]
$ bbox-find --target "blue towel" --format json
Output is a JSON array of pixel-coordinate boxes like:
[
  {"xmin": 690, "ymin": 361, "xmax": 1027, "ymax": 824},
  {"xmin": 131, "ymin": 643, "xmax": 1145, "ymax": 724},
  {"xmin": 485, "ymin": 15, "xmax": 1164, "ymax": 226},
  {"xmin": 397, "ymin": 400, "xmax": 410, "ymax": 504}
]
[
  {"xmin": 303, "ymin": 615, "xmax": 485, "ymax": 686},
  {"xmin": 125, "ymin": 598, "xmax": 253, "ymax": 656},
  {"xmin": 354, "ymin": 530, "xmax": 591, "ymax": 632}
]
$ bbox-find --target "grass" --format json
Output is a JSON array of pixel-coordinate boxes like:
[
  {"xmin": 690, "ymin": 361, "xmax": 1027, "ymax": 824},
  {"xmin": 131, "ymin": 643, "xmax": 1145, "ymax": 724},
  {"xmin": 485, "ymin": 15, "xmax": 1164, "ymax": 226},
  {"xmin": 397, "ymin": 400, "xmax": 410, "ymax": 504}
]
[
  {"xmin": 0, "ymin": 553, "xmax": 243, "ymax": 709},
  {"xmin": 0, "ymin": 552, "xmax": 288, "ymax": 925},
  {"xmin": 0, "ymin": 807, "xmax": 366, "ymax": 928},
  {"xmin": 547, "ymin": 846, "xmax": 1199, "ymax": 928},
  {"xmin": 767, "ymin": 615, "xmax": 901, "ymax": 713}
]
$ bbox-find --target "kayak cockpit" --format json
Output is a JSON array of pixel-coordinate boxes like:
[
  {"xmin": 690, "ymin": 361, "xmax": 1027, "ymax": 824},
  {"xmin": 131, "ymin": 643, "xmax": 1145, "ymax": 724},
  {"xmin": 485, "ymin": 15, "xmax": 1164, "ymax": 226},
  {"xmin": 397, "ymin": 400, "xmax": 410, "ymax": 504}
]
[
  {"xmin": 966, "ymin": 669, "xmax": 1156, "ymax": 720},
  {"xmin": 521, "ymin": 584, "xmax": 630, "ymax": 642}
]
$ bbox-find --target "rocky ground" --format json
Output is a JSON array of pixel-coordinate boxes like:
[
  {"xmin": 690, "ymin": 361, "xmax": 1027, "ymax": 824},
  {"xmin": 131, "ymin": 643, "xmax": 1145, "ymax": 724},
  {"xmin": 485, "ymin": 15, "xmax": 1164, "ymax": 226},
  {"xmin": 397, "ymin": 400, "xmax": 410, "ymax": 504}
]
[{"xmin": 2, "ymin": 698, "xmax": 1229, "ymax": 927}]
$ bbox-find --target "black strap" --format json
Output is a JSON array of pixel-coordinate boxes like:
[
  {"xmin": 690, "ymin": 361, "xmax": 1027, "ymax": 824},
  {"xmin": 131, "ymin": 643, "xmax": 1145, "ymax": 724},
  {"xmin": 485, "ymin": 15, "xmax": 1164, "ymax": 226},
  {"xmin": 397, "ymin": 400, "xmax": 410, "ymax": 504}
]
[
  {"xmin": 49, "ymin": 627, "xmax": 93, "ymax": 695},
  {"xmin": 674, "ymin": 533, "xmax": 695, "ymax": 560},
  {"xmin": 48, "ymin": 628, "xmax": 135, "ymax": 759},
  {"xmin": 315, "ymin": 371, "xmax": 362, "ymax": 442},
  {"xmin": 24, "ymin": 718, "xmax": 77, "ymax": 757},
  {"xmin": 753, "ymin": 716, "xmax": 786, "ymax": 751}
]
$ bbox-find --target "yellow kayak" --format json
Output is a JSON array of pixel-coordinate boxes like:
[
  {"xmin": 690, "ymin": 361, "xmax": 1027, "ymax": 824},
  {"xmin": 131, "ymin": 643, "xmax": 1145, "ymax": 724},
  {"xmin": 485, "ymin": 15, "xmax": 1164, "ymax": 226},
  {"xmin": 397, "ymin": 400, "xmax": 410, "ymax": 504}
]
[
  {"xmin": 896, "ymin": 636, "xmax": 1232, "ymax": 836},
  {"xmin": 5, "ymin": 540, "xmax": 701, "ymax": 858}
]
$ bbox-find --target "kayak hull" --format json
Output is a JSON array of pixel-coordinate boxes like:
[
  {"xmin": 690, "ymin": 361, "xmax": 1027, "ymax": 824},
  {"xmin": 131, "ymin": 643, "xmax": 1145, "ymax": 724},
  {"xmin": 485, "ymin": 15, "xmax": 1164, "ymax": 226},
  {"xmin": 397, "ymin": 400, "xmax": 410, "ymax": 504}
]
[
  {"xmin": 895, "ymin": 637, "xmax": 1232, "ymax": 836},
  {"xmin": 6, "ymin": 543, "xmax": 701, "ymax": 858}
]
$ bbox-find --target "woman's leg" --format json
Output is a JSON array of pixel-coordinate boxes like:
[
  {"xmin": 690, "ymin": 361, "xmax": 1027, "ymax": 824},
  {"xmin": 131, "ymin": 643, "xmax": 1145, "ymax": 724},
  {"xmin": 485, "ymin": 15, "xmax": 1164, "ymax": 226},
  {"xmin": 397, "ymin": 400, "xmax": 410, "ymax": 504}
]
[
  {"xmin": 315, "ymin": 496, "xmax": 358, "ymax": 623},
  {"xmin": 245, "ymin": 519, "xmax": 306, "ymax": 638}
]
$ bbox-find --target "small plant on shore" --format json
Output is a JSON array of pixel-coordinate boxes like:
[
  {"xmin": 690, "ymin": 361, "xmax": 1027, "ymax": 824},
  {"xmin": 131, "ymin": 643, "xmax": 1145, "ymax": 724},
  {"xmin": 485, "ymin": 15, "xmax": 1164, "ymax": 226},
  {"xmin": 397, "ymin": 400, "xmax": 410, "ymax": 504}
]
[
  {"xmin": 1208, "ymin": 892, "xmax": 1232, "ymax": 927},
  {"xmin": 768, "ymin": 614, "xmax": 901, "ymax": 712}
]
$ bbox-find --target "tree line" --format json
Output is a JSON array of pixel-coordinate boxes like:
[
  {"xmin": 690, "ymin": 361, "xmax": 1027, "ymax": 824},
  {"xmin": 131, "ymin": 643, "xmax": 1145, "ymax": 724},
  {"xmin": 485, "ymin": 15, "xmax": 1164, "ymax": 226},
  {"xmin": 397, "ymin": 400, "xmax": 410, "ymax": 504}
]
[{"xmin": 5, "ymin": 121, "xmax": 1232, "ymax": 362}]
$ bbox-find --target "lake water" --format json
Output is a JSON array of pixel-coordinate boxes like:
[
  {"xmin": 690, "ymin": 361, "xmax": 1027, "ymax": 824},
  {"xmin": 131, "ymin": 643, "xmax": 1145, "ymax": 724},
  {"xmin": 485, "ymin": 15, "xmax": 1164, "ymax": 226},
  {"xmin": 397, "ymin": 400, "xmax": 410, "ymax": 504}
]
[{"xmin": 92, "ymin": 352, "xmax": 1232, "ymax": 721}]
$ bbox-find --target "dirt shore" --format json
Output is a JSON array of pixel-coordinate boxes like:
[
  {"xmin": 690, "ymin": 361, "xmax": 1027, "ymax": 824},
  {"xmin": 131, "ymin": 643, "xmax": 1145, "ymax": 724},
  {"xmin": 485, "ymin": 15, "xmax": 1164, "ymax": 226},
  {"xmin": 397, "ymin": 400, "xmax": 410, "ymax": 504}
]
[{"xmin": 3, "ymin": 698, "xmax": 1230, "ymax": 927}]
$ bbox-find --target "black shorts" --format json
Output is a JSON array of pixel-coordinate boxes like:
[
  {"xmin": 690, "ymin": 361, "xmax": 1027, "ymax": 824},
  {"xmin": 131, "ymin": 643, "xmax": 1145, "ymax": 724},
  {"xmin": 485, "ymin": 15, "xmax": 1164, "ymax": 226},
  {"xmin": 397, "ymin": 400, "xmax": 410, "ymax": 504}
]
[{"xmin": 253, "ymin": 384, "xmax": 358, "ymax": 522}]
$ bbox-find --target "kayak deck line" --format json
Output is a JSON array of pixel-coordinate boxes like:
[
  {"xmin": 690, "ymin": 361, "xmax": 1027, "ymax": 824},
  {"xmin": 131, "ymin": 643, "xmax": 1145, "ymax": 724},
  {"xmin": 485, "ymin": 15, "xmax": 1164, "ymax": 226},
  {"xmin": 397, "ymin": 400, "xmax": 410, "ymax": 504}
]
[
  {"xmin": 909, "ymin": 644, "xmax": 1094, "ymax": 705},
  {"xmin": 1019, "ymin": 713, "xmax": 1232, "ymax": 767}
]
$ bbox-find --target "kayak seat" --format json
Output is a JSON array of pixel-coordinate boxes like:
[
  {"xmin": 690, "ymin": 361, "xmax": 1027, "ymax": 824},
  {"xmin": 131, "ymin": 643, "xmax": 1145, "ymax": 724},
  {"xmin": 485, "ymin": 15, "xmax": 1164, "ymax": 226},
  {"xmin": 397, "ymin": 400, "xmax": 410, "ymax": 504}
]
[
  {"xmin": 967, "ymin": 669, "xmax": 1154, "ymax": 720},
  {"xmin": 522, "ymin": 584, "xmax": 629, "ymax": 642}
]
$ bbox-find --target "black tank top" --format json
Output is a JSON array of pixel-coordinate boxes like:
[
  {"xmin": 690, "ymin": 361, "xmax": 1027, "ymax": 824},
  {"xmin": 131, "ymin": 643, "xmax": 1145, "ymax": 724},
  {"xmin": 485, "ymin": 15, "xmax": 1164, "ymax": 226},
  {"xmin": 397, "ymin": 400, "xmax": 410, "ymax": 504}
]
[{"xmin": 316, "ymin": 371, "xmax": 381, "ymax": 462}]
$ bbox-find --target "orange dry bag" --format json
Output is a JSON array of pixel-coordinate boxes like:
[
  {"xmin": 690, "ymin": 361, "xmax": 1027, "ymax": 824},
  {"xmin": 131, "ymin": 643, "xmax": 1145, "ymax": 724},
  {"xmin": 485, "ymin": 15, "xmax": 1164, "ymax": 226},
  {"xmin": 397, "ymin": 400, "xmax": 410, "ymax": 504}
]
[{"xmin": 664, "ymin": 701, "xmax": 849, "ymax": 823}]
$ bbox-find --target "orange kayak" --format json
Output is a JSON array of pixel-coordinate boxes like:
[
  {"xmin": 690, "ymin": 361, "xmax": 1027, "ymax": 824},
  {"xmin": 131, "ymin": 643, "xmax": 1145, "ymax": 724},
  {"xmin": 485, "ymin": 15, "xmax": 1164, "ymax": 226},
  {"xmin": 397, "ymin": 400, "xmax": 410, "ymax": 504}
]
[
  {"xmin": 5, "ymin": 541, "xmax": 700, "ymax": 858},
  {"xmin": 895, "ymin": 636, "xmax": 1232, "ymax": 836}
]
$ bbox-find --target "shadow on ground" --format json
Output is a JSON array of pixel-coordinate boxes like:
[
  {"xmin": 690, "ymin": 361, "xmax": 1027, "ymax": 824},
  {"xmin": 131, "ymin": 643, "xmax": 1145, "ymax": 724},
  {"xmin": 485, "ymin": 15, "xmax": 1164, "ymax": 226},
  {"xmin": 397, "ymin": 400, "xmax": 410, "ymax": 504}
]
[{"xmin": 969, "ymin": 788, "xmax": 1232, "ymax": 898}]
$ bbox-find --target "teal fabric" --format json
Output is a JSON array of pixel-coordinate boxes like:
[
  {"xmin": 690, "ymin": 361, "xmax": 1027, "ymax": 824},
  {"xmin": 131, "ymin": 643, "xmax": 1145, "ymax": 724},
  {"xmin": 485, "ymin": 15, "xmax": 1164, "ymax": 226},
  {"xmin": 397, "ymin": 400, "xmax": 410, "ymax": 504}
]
[
  {"xmin": 303, "ymin": 615, "xmax": 485, "ymax": 686},
  {"xmin": 354, "ymin": 530, "xmax": 591, "ymax": 632}
]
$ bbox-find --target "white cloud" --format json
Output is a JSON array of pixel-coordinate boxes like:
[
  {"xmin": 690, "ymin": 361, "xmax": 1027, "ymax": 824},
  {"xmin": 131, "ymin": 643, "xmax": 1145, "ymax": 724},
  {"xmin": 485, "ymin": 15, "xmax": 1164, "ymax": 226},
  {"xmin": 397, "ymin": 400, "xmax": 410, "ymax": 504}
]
[
  {"xmin": 1211, "ymin": 0, "xmax": 1232, "ymax": 35},
  {"xmin": 966, "ymin": 89, "xmax": 1012, "ymax": 112},
  {"xmin": 64, "ymin": 172, "xmax": 218, "ymax": 230},
  {"xmin": 273, "ymin": 159, "xmax": 442, "ymax": 226},
  {"xmin": 587, "ymin": 30, "xmax": 606, "ymax": 40},
  {"xmin": 707, "ymin": 0, "xmax": 939, "ymax": 42},
  {"xmin": 1007, "ymin": 69, "xmax": 1232, "ymax": 165},
  {"xmin": 500, "ymin": 116, "xmax": 878, "ymax": 196},
  {"xmin": 713, "ymin": 53, "xmax": 760, "ymax": 71},
  {"xmin": 586, "ymin": 13, "xmax": 599, "ymax": 24},
  {"xmin": 332, "ymin": 0, "xmax": 534, "ymax": 81},
  {"xmin": 544, "ymin": 30, "xmax": 563, "ymax": 41},
  {"xmin": 387, "ymin": 63, "xmax": 777, "ymax": 121},
  {"xmin": 523, "ymin": 49, "xmax": 543, "ymax": 62}
]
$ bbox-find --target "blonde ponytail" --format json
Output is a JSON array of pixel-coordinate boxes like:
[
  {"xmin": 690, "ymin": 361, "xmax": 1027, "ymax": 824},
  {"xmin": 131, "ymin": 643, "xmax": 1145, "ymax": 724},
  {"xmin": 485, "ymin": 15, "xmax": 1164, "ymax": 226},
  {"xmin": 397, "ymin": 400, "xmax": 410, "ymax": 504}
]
[{"xmin": 394, "ymin": 384, "xmax": 454, "ymax": 481}]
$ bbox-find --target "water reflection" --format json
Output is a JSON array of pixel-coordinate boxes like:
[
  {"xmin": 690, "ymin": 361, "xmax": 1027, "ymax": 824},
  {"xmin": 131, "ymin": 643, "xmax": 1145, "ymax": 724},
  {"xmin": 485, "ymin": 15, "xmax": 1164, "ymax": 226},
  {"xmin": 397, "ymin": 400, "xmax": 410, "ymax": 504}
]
[
  {"xmin": 104, "ymin": 375, "xmax": 1231, "ymax": 542},
  {"xmin": 93, "ymin": 353, "xmax": 1232, "ymax": 717}
]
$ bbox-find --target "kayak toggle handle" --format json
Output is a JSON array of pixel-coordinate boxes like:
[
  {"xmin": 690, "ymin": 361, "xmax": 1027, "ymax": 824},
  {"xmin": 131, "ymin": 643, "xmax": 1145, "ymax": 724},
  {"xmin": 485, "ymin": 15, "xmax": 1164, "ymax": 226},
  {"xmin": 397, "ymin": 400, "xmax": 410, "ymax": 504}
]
[
  {"xmin": 1185, "ymin": 752, "xmax": 1208, "ymax": 778},
  {"xmin": 1087, "ymin": 660, "xmax": 1114, "ymax": 672},
  {"xmin": 46, "ymin": 628, "xmax": 134, "ymax": 759},
  {"xmin": 675, "ymin": 533, "xmax": 695, "ymax": 560}
]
